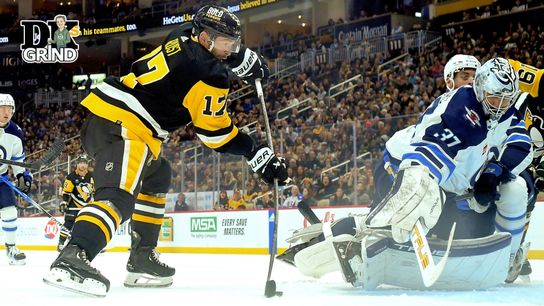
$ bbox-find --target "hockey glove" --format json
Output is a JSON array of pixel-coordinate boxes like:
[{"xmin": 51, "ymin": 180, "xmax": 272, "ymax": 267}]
[
  {"xmin": 248, "ymin": 145, "xmax": 291, "ymax": 185},
  {"xmin": 229, "ymin": 47, "xmax": 270, "ymax": 84},
  {"xmin": 473, "ymin": 162, "xmax": 513, "ymax": 206},
  {"xmin": 534, "ymin": 157, "xmax": 544, "ymax": 191},
  {"xmin": 16, "ymin": 171, "xmax": 32, "ymax": 194},
  {"xmin": 59, "ymin": 201, "xmax": 68, "ymax": 213}
]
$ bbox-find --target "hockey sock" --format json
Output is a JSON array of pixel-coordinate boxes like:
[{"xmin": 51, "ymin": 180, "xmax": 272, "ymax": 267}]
[
  {"xmin": 1, "ymin": 206, "xmax": 18, "ymax": 245},
  {"xmin": 70, "ymin": 201, "xmax": 121, "ymax": 260},
  {"xmin": 131, "ymin": 193, "xmax": 166, "ymax": 247}
]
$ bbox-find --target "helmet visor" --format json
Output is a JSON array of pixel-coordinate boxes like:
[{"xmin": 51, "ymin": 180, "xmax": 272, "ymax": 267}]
[{"xmin": 206, "ymin": 28, "xmax": 241, "ymax": 53}]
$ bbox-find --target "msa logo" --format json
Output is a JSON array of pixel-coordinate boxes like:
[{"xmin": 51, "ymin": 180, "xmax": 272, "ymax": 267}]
[
  {"xmin": 20, "ymin": 14, "xmax": 81, "ymax": 63},
  {"xmin": 191, "ymin": 217, "xmax": 217, "ymax": 232}
]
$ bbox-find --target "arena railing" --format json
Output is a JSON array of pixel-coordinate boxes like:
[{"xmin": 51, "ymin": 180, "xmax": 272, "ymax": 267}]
[
  {"xmin": 276, "ymin": 97, "xmax": 315, "ymax": 120},
  {"xmin": 327, "ymin": 74, "xmax": 362, "ymax": 105}
]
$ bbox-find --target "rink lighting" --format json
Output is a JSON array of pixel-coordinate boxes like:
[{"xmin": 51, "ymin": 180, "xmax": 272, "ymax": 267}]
[
  {"xmin": 277, "ymin": 20, "xmax": 282, "ymax": 24},
  {"xmin": 415, "ymin": 12, "xmax": 422, "ymax": 17},
  {"xmin": 301, "ymin": 23, "xmax": 306, "ymax": 27}
]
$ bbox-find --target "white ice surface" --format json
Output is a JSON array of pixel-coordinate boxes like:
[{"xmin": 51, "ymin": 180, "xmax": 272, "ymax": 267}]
[{"xmin": 1, "ymin": 251, "xmax": 543, "ymax": 306}]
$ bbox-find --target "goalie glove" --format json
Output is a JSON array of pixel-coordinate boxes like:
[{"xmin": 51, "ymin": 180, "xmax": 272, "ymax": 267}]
[
  {"xmin": 16, "ymin": 171, "xmax": 32, "ymax": 194},
  {"xmin": 248, "ymin": 145, "xmax": 291, "ymax": 185},
  {"xmin": 229, "ymin": 47, "xmax": 270, "ymax": 84},
  {"xmin": 473, "ymin": 162, "xmax": 513, "ymax": 206},
  {"xmin": 365, "ymin": 165, "xmax": 445, "ymax": 243}
]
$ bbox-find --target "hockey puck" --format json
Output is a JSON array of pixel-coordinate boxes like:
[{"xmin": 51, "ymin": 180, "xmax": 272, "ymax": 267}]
[{"xmin": 264, "ymin": 280, "xmax": 282, "ymax": 297}]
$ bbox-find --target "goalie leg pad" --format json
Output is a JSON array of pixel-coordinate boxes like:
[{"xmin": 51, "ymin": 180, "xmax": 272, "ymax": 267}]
[
  {"xmin": 495, "ymin": 176, "xmax": 527, "ymax": 255},
  {"xmin": 366, "ymin": 166, "xmax": 444, "ymax": 242},
  {"xmin": 294, "ymin": 236, "xmax": 348, "ymax": 278}
]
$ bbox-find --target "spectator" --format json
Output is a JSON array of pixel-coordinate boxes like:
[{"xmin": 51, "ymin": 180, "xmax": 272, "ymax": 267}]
[
  {"xmin": 282, "ymin": 185, "xmax": 302, "ymax": 208},
  {"xmin": 301, "ymin": 187, "xmax": 317, "ymax": 207},
  {"xmin": 316, "ymin": 175, "xmax": 336, "ymax": 200},
  {"xmin": 329, "ymin": 187, "xmax": 350, "ymax": 206},
  {"xmin": 228, "ymin": 189, "xmax": 246, "ymax": 210},
  {"xmin": 214, "ymin": 189, "xmax": 229, "ymax": 210},
  {"xmin": 255, "ymin": 192, "xmax": 275, "ymax": 209},
  {"xmin": 84, "ymin": 73, "xmax": 92, "ymax": 93},
  {"xmin": 174, "ymin": 193, "xmax": 190, "ymax": 211}
]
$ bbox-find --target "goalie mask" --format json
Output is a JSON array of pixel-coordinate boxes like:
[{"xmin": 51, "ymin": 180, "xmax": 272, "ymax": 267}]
[
  {"xmin": 444, "ymin": 54, "xmax": 481, "ymax": 91},
  {"xmin": 192, "ymin": 5, "xmax": 242, "ymax": 54},
  {"xmin": 473, "ymin": 57, "xmax": 519, "ymax": 121}
]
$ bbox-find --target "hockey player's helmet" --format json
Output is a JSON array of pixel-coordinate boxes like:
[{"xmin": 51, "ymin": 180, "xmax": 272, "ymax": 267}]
[
  {"xmin": 0, "ymin": 93, "xmax": 15, "ymax": 114},
  {"xmin": 75, "ymin": 154, "xmax": 90, "ymax": 164},
  {"xmin": 473, "ymin": 57, "xmax": 519, "ymax": 120},
  {"xmin": 192, "ymin": 5, "xmax": 241, "ymax": 53},
  {"xmin": 444, "ymin": 54, "xmax": 481, "ymax": 91}
]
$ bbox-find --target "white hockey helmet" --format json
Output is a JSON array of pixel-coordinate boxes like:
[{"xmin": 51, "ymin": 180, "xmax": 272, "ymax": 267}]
[
  {"xmin": 473, "ymin": 57, "xmax": 519, "ymax": 121},
  {"xmin": 444, "ymin": 54, "xmax": 481, "ymax": 91},
  {"xmin": 0, "ymin": 93, "xmax": 15, "ymax": 114}
]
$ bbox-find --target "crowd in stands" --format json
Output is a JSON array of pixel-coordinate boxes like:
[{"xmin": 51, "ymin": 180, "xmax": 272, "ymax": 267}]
[{"xmin": 4, "ymin": 2, "xmax": 543, "ymax": 215}]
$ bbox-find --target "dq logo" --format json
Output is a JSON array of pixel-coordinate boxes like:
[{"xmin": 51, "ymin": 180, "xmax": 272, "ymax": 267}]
[
  {"xmin": 20, "ymin": 14, "xmax": 81, "ymax": 63},
  {"xmin": 44, "ymin": 219, "xmax": 59, "ymax": 239}
]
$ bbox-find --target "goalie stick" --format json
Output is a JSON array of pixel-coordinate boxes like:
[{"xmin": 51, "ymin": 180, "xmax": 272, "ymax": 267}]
[
  {"xmin": 0, "ymin": 138, "xmax": 65, "ymax": 170},
  {"xmin": 0, "ymin": 175, "xmax": 71, "ymax": 236},
  {"xmin": 255, "ymin": 79, "xmax": 283, "ymax": 298}
]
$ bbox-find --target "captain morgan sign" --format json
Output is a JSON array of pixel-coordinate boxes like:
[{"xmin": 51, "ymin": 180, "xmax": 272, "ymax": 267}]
[{"xmin": 20, "ymin": 14, "xmax": 81, "ymax": 63}]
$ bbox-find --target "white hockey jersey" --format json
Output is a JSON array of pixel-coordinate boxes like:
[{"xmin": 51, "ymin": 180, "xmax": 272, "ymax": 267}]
[
  {"xmin": 385, "ymin": 86, "xmax": 532, "ymax": 195},
  {"xmin": 0, "ymin": 121, "xmax": 27, "ymax": 177}
]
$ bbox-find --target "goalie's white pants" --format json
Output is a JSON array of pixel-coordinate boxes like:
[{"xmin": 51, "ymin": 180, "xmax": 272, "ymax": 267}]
[
  {"xmin": 1, "ymin": 206, "xmax": 18, "ymax": 244},
  {"xmin": 495, "ymin": 176, "xmax": 527, "ymax": 256}
]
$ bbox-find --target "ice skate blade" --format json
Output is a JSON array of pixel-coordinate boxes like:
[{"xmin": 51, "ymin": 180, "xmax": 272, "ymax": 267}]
[
  {"xmin": 124, "ymin": 272, "xmax": 173, "ymax": 288},
  {"xmin": 8, "ymin": 259, "xmax": 26, "ymax": 266},
  {"xmin": 43, "ymin": 268, "xmax": 108, "ymax": 297}
]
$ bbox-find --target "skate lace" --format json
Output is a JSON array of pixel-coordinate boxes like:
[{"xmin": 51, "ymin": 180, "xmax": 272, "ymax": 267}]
[
  {"xmin": 150, "ymin": 249, "xmax": 169, "ymax": 268},
  {"xmin": 77, "ymin": 250, "xmax": 98, "ymax": 271}
]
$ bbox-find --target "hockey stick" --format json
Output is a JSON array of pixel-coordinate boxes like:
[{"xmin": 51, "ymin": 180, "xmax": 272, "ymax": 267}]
[
  {"xmin": 0, "ymin": 175, "xmax": 71, "ymax": 235},
  {"xmin": 411, "ymin": 219, "xmax": 455, "ymax": 287},
  {"xmin": 0, "ymin": 138, "xmax": 65, "ymax": 170},
  {"xmin": 255, "ymin": 79, "xmax": 283, "ymax": 298},
  {"xmin": 298, "ymin": 200, "xmax": 321, "ymax": 225}
]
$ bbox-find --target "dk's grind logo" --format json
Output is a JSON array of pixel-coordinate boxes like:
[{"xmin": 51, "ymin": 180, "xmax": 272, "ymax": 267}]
[{"xmin": 20, "ymin": 14, "xmax": 81, "ymax": 63}]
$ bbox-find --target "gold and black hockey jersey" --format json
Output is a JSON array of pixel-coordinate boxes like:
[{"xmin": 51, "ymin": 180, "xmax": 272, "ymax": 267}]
[
  {"xmin": 63, "ymin": 172, "xmax": 95, "ymax": 208},
  {"xmin": 510, "ymin": 59, "xmax": 544, "ymax": 160},
  {"xmin": 80, "ymin": 26, "xmax": 238, "ymax": 159}
]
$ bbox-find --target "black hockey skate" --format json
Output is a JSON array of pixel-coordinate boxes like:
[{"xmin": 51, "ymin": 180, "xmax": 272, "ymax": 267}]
[
  {"xmin": 276, "ymin": 242, "xmax": 310, "ymax": 266},
  {"xmin": 519, "ymin": 259, "xmax": 532, "ymax": 278},
  {"xmin": 332, "ymin": 236, "xmax": 363, "ymax": 287},
  {"xmin": 5, "ymin": 243, "xmax": 26, "ymax": 265},
  {"xmin": 124, "ymin": 231, "xmax": 175, "ymax": 288},
  {"xmin": 43, "ymin": 244, "xmax": 110, "ymax": 297}
]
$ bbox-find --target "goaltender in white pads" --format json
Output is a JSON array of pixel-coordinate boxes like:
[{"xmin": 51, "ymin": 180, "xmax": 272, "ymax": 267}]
[{"xmin": 287, "ymin": 57, "xmax": 531, "ymax": 290}]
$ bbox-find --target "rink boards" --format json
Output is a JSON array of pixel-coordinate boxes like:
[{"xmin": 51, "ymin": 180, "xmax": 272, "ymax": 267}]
[{"xmin": 1, "ymin": 203, "xmax": 544, "ymax": 259}]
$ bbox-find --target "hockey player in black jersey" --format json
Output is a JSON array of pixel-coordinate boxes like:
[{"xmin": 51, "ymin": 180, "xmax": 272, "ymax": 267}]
[
  {"xmin": 43, "ymin": 4, "xmax": 290, "ymax": 297},
  {"xmin": 57, "ymin": 154, "xmax": 94, "ymax": 252}
]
